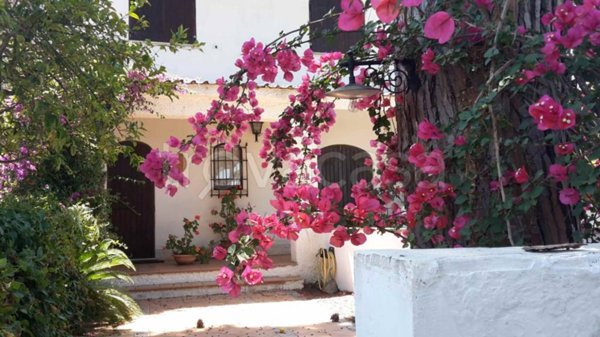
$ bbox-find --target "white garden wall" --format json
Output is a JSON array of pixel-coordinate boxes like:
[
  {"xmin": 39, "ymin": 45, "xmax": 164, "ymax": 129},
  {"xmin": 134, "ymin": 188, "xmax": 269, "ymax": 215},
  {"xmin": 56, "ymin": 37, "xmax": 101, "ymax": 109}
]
[{"xmin": 355, "ymin": 245, "xmax": 600, "ymax": 337}]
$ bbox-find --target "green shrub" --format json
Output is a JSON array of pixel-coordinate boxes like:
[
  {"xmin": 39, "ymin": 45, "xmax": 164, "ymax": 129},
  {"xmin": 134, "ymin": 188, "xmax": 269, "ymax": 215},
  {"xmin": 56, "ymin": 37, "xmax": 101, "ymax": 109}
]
[{"xmin": 0, "ymin": 196, "xmax": 139, "ymax": 336}]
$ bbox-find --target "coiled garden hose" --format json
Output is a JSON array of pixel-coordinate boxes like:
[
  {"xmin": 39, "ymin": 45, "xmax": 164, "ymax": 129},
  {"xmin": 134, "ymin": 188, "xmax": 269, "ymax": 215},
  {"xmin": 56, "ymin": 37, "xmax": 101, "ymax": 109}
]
[{"xmin": 317, "ymin": 247, "xmax": 337, "ymax": 290}]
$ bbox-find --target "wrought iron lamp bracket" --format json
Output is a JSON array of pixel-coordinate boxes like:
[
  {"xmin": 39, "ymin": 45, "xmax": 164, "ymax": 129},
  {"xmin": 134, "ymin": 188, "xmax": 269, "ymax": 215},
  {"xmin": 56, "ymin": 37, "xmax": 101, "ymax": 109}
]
[{"xmin": 339, "ymin": 52, "xmax": 421, "ymax": 95}]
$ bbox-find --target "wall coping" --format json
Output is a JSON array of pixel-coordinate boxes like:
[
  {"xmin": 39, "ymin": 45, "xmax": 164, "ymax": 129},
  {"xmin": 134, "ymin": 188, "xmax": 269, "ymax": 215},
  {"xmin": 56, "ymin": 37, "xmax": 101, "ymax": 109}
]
[
  {"xmin": 356, "ymin": 244, "xmax": 600, "ymax": 276},
  {"xmin": 354, "ymin": 244, "xmax": 600, "ymax": 337}
]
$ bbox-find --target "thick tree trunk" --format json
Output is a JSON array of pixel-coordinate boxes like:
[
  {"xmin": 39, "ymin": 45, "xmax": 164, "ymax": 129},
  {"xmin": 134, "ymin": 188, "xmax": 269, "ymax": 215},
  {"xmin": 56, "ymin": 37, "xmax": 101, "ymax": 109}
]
[{"xmin": 399, "ymin": 0, "xmax": 570, "ymax": 246}]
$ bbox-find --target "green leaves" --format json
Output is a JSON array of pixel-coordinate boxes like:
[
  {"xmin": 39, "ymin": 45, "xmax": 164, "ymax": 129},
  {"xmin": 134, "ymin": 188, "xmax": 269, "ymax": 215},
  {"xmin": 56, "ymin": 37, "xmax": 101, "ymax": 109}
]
[
  {"xmin": 1, "ymin": 0, "xmax": 178, "ymax": 200},
  {"xmin": 484, "ymin": 47, "xmax": 500, "ymax": 65},
  {"xmin": 0, "ymin": 189, "xmax": 140, "ymax": 335}
]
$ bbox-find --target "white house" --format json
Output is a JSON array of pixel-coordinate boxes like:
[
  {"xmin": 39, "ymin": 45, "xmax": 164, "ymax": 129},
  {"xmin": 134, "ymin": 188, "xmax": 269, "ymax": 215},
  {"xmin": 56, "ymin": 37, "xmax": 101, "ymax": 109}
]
[{"xmin": 109, "ymin": 0, "xmax": 403, "ymax": 292}]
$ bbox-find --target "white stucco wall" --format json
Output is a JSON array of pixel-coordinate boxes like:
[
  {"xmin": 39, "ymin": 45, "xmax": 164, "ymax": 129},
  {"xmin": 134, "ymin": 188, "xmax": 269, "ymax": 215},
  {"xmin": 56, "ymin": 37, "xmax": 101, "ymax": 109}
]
[
  {"xmin": 113, "ymin": 0, "xmax": 408, "ymax": 287},
  {"xmin": 355, "ymin": 245, "xmax": 600, "ymax": 337},
  {"xmin": 136, "ymin": 85, "xmax": 399, "ymax": 287},
  {"xmin": 111, "ymin": 0, "xmax": 309, "ymax": 86},
  {"xmin": 333, "ymin": 234, "xmax": 405, "ymax": 292},
  {"xmin": 137, "ymin": 116, "xmax": 283, "ymax": 258}
]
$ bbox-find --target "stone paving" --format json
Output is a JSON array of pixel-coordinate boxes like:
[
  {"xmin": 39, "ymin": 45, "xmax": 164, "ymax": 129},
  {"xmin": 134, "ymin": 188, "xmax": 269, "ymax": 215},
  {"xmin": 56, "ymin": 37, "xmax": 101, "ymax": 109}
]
[{"xmin": 100, "ymin": 290, "xmax": 356, "ymax": 337}]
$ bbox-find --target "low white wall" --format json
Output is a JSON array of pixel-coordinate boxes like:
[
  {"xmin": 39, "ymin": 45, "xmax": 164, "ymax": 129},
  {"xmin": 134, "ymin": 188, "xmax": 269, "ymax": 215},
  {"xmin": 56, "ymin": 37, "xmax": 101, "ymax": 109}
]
[
  {"xmin": 355, "ymin": 245, "xmax": 600, "ymax": 337},
  {"xmin": 292, "ymin": 231, "xmax": 331, "ymax": 283},
  {"xmin": 334, "ymin": 233, "xmax": 405, "ymax": 292}
]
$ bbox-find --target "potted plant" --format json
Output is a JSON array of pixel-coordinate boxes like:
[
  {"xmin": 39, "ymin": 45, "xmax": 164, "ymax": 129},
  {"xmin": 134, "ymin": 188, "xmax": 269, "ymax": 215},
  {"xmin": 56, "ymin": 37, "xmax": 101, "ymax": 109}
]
[{"xmin": 165, "ymin": 216, "xmax": 203, "ymax": 265}]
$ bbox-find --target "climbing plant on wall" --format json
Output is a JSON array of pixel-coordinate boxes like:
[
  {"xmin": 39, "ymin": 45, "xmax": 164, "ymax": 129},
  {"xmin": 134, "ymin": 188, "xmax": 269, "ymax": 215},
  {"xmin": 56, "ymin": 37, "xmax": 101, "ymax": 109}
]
[{"xmin": 140, "ymin": 0, "xmax": 600, "ymax": 296}]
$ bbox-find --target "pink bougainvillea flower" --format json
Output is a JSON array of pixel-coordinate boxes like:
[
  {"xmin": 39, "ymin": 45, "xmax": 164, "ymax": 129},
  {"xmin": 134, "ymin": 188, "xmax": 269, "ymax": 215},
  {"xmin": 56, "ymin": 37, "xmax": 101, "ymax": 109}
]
[
  {"xmin": 554, "ymin": 1, "xmax": 577, "ymax": 27},
  {"xmin": 515, "ymin": 70, "xmax": 537, "ymax": 85},
  {"xmin": 417, "ymin": 120, "xmax": 444, "ymax": 140},
  {"xmin": 212, "ymin": 246, "xmax": 227, "ymax": 260},
  {"xmin": 421, "ymin": 149, "xmax": 445, "ymax": 175},
  {"xmin": 548, "ymin": 164, "xmax": 568, "ymax": 182},
  {"xmin": 559, "ymin": 187, "xmax": 580, "ymax": 205},
  {"xmin": 541, "ymin": 13, "xmax": 555, "ymax": 26},
  {"xmin": 166, "ymin": 184, "xmax": 177, "ymax": 196},
  {"xmin": 448, "ymin": 226, "xmax": 461, "ymax": 239},
  {"xmin": 436, "ymin": 215, "xmax": 448, "ymax": 229},
  {"xmin": 228, "ymin": 282, "xmax": 241, "ymax": 297},
  {"xmin": 321, "ymin": 183, "xmax": 343, "ymax": 203},
  {"xmin": 429, "ymin": 196, "xmax": 445, "ymax": 210},
  {"xmin": 242, "ymin": 266, "xmax": 263, "ymax": 285},
  {"xmin": 372, "ymin": 0, "xmax": 401, "ymax": 23},
  {"xmin": 558, "ymin": 108, "xmax": 576, "ymax": 129},
  {"xmin": 423, "ymin": 213, "xmax": 439, "ymax": 230},
  {"xmin": 554, "ymin": 143, "xmax": 575, "ymax": 156},
  {"xmin": 140, "ymin": 149, "xmax": 189, "ymax": 191},
  {"xmin": 408, "ymin": 142, "xmax": 427, "ymax": 167},
  {"xmin": 216, "ymin": 267, "xmax": 234, "ymax": 290},
  {"xmin": 339, "ymin": 0, "xmax": 365, "ymax": 31},
  {"xmin": 514, "ymin": 166, "xmax": 529, "ymax": 184},
  {"xmin": 431, "ymin": 233, "xmax": 445, "ymax": 245},
  {"xmin": 424, "ymin": 11, "xmax": 456, "ymax": 44},
  {"xmin": 166, "ymin": 136, "xmax": 180, "ymax": 148},
  {"xmin": 350, "ymin": 232, "xmax": 367, "ymax": 245},
  {"xmin": 356, "ymin": 196, "xmax": 381, "ymax": 212},
  {"xmin": 402, "ymin": 0, "xmax": 423, "ymax": 7},
  {"xmin": 453, "ymin": 215, "xmax": 470, "ymax": 229},
  {"xmin": 528, "ymin": 95, "xmax": 560, "ymax": 130},
  {"xmin": 528, "ymin": 95, "xmax": 576, "ymax": 131},
  {"xmin": 454, "ymin": 135, "xmax": 466, "ymax": 146},
  {"xmin": 420, "ymin": 48, "xmax": 440, "ymax": 75},
  {"xmin": 590, "ymin": 33, "xmax": 600, "ymax": 46},
  {"xmin": 330, "ymin": 227, "xmax": 351, "ymax": 247},
  {"xmin": 293, "ymin": 212, "xmax": 312, "ymax": 229},
  {"xmin": 560, "ymin": 26, "xmax": 586, "ymax": 49}
]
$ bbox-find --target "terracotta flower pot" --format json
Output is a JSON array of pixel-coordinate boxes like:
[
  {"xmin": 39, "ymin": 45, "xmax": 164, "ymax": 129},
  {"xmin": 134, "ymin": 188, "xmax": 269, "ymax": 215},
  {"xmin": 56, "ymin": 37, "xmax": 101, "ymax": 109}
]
[{"xmin": 173, "ymin": 254, "xmax": 196, "ymax": 265}]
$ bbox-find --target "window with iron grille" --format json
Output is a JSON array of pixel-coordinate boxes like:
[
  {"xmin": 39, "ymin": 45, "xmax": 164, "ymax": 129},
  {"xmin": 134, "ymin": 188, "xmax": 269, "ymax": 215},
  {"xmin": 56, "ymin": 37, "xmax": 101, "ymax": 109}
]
[
  {"xmin": 129, "ymin": 0, "xmax": 196, "ymax": 43},
  {"xmin": 309, "ymin": 0, "xmax": 363, "ymax": 53},
  {"xmin": 211, "ymin": 144, "xmax": 248, "ymax": 197}
]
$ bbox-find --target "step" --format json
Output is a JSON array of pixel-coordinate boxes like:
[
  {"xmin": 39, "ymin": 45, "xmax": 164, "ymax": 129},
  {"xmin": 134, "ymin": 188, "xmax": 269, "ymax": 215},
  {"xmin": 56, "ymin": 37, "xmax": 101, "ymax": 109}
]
[
  {"xmin": 125, "ymin": 276, "xmax": 304, "ymax": 300},
  {"xmin": 127, "ymin": 263, "xmax": 300, "ymax": 286}
]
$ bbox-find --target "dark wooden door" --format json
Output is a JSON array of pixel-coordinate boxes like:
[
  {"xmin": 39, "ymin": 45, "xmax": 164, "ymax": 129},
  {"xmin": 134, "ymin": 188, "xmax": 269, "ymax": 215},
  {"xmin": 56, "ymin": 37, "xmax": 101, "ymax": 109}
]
[
  {"xmin": 107, "ymin": 142, "xmax": 155, "ymax": 259},
  {"xmin": 318, "ymin": 144, "xmax": 373, "ymax": 206}
]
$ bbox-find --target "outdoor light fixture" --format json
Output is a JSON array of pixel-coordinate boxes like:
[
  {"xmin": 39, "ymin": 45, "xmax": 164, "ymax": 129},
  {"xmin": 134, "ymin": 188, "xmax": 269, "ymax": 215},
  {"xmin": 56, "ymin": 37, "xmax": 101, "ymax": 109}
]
[
  {"xmin": 249, "ymin": 121, "xmax": 264, "ymax": 142},
  {"xmin": 326, "ymin": 52, "xmax": 421, "ymax": 100}
]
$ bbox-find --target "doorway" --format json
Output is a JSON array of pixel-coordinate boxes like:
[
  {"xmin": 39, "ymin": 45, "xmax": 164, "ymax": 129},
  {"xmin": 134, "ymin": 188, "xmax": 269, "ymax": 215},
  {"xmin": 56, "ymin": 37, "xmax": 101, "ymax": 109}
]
[{"xmin": 107, "ymin": 141, "xmax": 156, "ymax": 260}]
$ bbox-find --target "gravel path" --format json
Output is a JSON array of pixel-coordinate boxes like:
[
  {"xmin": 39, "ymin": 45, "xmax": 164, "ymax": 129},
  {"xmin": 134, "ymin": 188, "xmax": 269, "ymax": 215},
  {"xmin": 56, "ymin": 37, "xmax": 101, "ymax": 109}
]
[{"xmin": 99, "ymin": 290, "xmax": 356, "ymax": 337}]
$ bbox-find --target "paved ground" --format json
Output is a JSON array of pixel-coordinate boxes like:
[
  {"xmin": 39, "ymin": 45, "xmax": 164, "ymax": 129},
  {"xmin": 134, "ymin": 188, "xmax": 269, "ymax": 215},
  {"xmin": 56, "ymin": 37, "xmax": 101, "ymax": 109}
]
[{"xmin": 98, "ymin": 290, "xmax": 356, "ymax": 337}]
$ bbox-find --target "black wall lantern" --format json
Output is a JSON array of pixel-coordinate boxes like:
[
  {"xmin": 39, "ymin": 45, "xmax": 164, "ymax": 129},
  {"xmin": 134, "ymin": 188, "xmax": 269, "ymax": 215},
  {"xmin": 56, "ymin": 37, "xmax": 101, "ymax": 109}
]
[
  {"xmin": 249, "ymin": 121, "xmax": 264, "ymax": 142},
  {"xmin": 326, "ymin": 52, "xmax": 421, "ymax": 100}
]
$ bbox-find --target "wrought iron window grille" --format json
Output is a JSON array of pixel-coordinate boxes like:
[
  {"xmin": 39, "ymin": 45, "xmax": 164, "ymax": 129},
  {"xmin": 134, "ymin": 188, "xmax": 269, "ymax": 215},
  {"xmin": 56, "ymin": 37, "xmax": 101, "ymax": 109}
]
[{"xmin": 210, "ymin": 143, "xmax": 248, "ymax": 197}]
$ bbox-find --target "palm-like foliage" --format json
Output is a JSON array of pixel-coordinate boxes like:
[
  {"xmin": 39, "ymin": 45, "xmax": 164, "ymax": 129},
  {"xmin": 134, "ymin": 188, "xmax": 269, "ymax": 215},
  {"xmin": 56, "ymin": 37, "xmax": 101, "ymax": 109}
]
[{"xmin": 79, "ymin": 238, "xmax": 142, "ymax": 326}]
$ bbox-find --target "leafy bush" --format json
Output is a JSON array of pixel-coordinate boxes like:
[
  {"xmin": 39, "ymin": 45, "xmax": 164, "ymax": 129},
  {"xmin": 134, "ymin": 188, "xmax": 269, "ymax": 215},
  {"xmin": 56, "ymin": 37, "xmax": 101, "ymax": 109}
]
[{"xmin": 0, "ymin": 196, "xmax": 139, "ymax": 336}]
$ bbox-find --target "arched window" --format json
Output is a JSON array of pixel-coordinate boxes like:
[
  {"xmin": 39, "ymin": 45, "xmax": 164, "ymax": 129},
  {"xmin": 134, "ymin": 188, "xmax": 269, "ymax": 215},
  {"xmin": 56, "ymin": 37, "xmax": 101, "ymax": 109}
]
[
  {"xmin": 211, "ymin": 144, "xmax": 248, "ymax": 197},
  {"xmin": 318, "ymin": 144, "xmax": 373, "ymax": 206}
]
